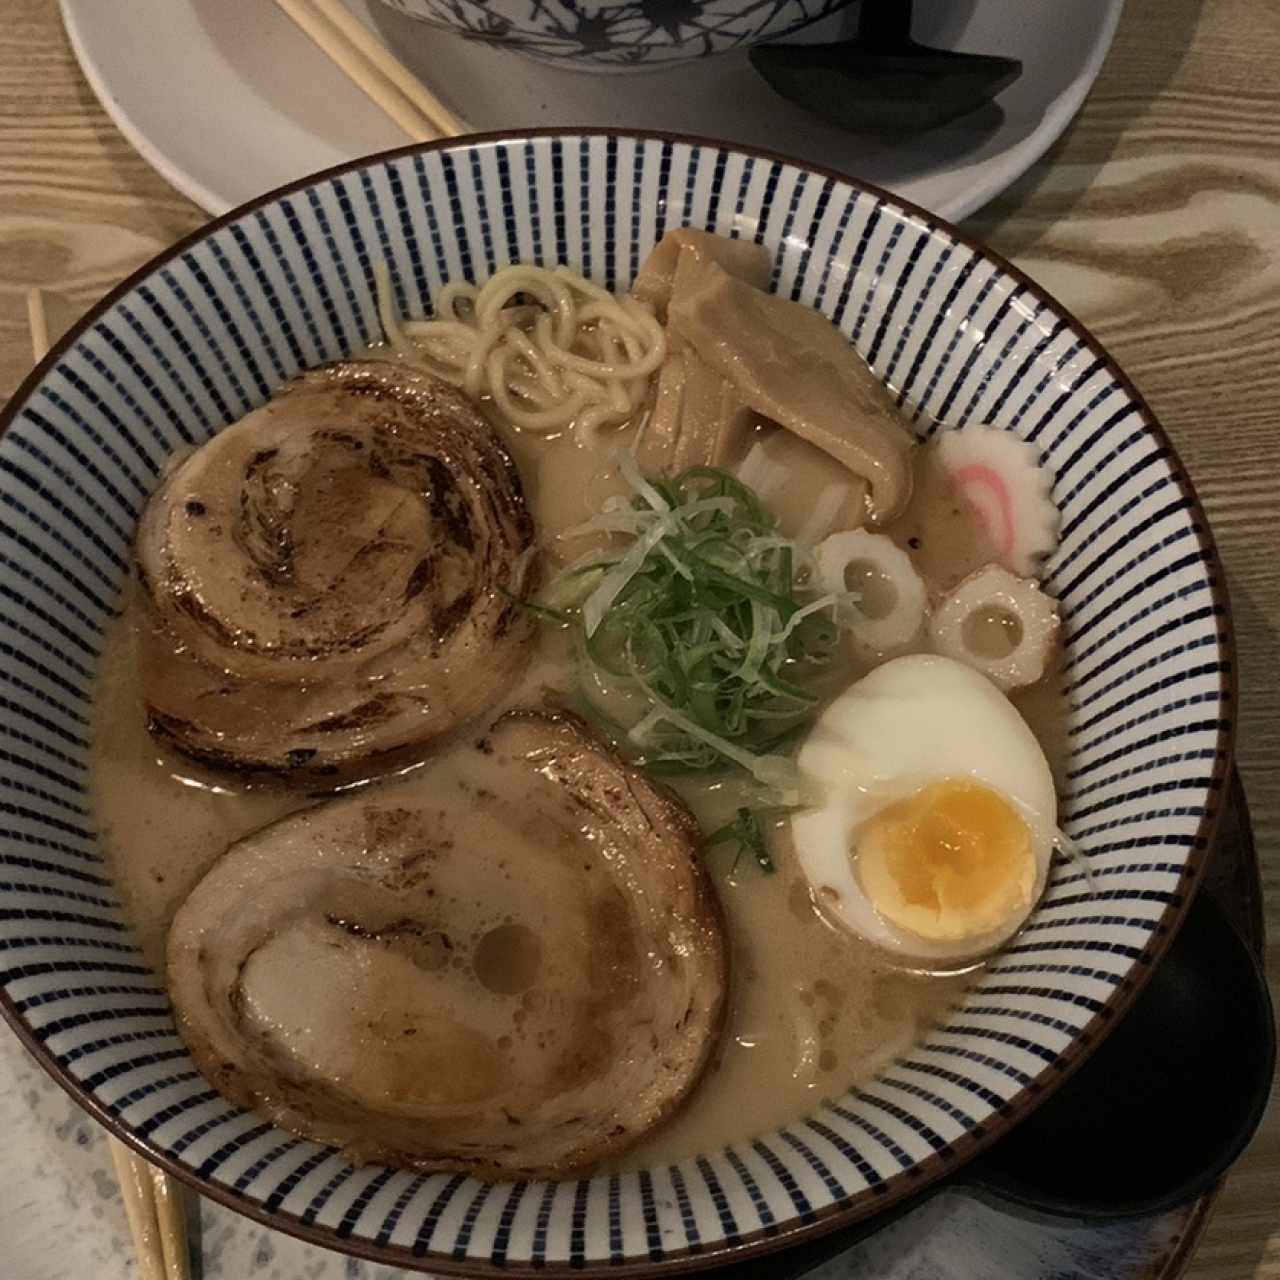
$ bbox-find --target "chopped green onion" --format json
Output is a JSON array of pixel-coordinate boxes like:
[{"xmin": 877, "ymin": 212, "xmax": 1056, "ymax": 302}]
[
  {"xmin": 704, "ymin": 807, "xmax": 775, "ymax": 874},
  {"xmin": 539, "ymin": 460, "xmax": 855, "ymax": 853},
  {"xmin": 494, "ymin": 582, "xmax": 573, "ymax": 625}
]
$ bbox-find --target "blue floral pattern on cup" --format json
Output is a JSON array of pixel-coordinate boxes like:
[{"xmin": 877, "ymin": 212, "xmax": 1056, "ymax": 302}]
[{"xmin": 376, "ymin": 0, "xmax": 856, "ymax": 67}]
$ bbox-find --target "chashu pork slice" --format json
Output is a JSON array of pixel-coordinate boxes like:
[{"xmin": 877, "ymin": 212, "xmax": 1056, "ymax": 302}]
[
  {"xmin": 165, "ymin": 712, "xmax": 728, "ymax": 1179},
  {"xmin": 136, "ymin": 359, "xmax": 537, "ymax": 779}
]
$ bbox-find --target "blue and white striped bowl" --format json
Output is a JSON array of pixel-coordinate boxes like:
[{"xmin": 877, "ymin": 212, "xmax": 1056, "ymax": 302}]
[{"xmin": 0, "ymin": 132, "xmax": 1232, "ymax": 1274}]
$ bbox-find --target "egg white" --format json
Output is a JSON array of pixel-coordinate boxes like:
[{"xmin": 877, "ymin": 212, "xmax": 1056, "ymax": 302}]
[{"xmin": 791, "ymin": 654, "xmax": 1057, "ymax": 966}]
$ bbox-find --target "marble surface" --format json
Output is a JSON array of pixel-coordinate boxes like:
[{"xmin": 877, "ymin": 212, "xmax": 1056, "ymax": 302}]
[{"xmin": 0, "ymin": 1025, "xmax": 1206, "ymax": 1280}]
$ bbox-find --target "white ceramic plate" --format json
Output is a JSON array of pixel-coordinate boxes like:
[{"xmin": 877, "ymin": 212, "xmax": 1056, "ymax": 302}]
[{"xmin": 61, "ymin": 0, "xmax": 1123, "ymax": 220}]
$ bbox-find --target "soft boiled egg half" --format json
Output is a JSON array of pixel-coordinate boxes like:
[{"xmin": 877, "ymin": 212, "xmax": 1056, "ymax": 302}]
[{"xmin": 792, "ymin": 654, "xmax": 1057, "ymax": 967}]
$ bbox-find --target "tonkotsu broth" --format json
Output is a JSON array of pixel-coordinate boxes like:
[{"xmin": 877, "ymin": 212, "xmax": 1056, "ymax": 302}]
[{"xmin": 91, "ymin": 361, "xmax": 1066, "ymax": 1170}]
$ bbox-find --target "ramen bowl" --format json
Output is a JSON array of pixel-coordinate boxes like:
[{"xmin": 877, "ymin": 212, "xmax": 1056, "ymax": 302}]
[
  {"xmin": 0, "ymin": 131, "xmax": 1232, "ymax": 1274},
  {"xmin": 374, "ymin": 0, "xmax": 857, "ymax": 69}
]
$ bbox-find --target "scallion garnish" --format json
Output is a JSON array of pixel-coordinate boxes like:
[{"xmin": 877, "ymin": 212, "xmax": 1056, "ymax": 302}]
[
  {"xmin": 703, "ymin": 807, "xmax": 775, "ymax": 875},
  {"xmin": 538, "ymin": 459, "xmax": 851, "ymax": 840}
]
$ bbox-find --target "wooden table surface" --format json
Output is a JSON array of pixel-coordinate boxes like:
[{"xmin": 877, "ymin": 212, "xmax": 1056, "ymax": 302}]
[{"xmin": 0, "ymin": 0, "xmax": 1276, "ymax": 1276}]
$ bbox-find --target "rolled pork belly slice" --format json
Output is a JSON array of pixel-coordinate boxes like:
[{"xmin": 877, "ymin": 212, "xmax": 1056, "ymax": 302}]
[
  {"xmin": 165, "ymin": 711, "xmax": 729, "ymax": 1179},
  {"xmin": 135, "ymin": 360, "xmax": 538, "ymax": 779}
]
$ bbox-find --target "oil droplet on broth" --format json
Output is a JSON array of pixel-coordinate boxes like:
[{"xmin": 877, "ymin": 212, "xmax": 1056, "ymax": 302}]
[
  {"xmin": 843, "ymin": 559, "xmax": 898, "ymax": 619},
  {"xmin": 961, "ymin": 606, "xmax": 1023, "ymax": 659},
  {"xmin": 473, "ymin": 923, "xmax": 542, "ymax": 995}
]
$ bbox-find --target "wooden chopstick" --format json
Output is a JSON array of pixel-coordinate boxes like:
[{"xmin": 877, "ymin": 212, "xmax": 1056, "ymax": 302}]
[
  {"xmin": 151, "ymin": 1164, "xmax": 191, "ymax": 1280},
  {"xmin": 274, "ymin": 0, "xmax": 465, "ymax": 141},
  {"xmin": 309, "ymin": 0, "xmax": 467, "ymax": 136},
  {"xmin": 25, "ymin": 288, "xmax": 51, "ymax": 365},
  {"xmin": 108, "ymin": 1135, "xmax": 168, "ymax": 1280},
  {"xmin": 28, "ymin": 286, "xmax": 193, "ymax": 1280}
]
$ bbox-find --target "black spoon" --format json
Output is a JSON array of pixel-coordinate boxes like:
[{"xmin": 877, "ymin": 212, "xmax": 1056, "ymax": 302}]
[
  {"xmin": 964, "ymin": 888, "xmax": 1275, "ymax": 1218},
  {"xmin": 749, "ymin": 1, "xmax": 1023, "ymax": 134},
  {"xmin": 723, "ymin": 880, "xmax": 1275, "ymax": 1279}
]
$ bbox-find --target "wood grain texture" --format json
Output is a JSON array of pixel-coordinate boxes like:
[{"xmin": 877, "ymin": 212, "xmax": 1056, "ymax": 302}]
[
  {"xmin": 0, "ymin": 0, "xmax": 1275, "ymax": 1276},
  {"xmin": 969, "ymin": 7, "xmax": 1280, "ymax": 1271}
]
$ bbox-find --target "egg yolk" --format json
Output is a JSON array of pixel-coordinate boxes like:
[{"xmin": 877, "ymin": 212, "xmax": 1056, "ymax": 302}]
[{"xmin": 854, "ymin": 780, "xmax": 1036, "ymax": 943}]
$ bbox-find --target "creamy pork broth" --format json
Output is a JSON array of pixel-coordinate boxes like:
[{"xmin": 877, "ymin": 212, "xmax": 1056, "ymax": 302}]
[
  {"xmin": 92, "ymin": 404, "xmax": 1063, "ymax": 1170},
  {"xmin": 93, "ymin": 602, "xmax": 966, "ymax": 1168},
  {"xmin": 89, "ymin": 231, "xmax": 1070, "ymax": 1177}
]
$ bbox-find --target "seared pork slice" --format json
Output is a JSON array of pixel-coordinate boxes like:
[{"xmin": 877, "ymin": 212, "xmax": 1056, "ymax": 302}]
[
  {"xmin": 136, "ymin": 360, "xmax": 536, "ymax": 778},
  {"xmin": 166, "ymin": 712, "xmax": 728, "ymax": 1179}
]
